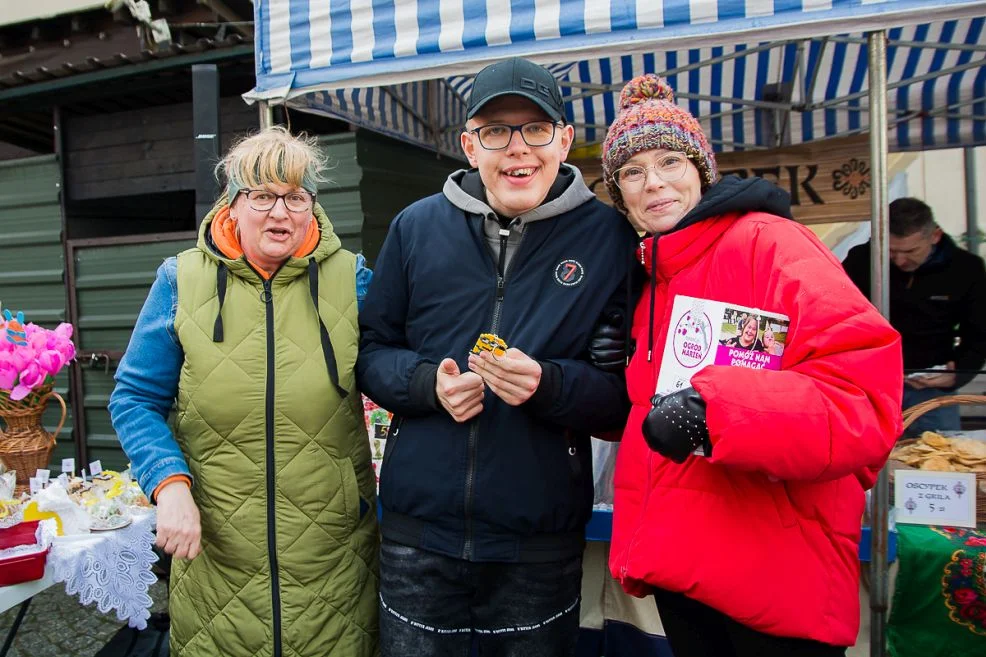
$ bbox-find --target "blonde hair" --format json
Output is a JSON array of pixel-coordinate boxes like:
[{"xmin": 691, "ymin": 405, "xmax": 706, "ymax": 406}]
[{"xmin": 215, "ymin": 126, "xmax": 328, "ymax": 203}]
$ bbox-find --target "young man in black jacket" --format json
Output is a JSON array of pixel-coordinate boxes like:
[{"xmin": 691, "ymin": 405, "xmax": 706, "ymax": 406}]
[
  {"xmin": 357, "ymin": 58, "xmax": 637, "ymax": 656},
  {"xmin": 842, "ymin": 197, "xmax": 986, "ymax": 435}
]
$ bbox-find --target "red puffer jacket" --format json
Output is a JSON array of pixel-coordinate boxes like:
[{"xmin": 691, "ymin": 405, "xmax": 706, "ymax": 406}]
[{"xmin": 610, "ymin": 206, "xmax": 903, "ymax": 646}]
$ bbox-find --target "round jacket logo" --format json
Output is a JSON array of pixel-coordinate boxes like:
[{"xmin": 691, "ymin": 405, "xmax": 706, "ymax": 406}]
[
  {"xmin": 673, "ymin": 311, "xmax": 713, "ymax": 367},
  {"xmin": 554, "ymin": 259, "xmax": 585, "ymax": 287}
]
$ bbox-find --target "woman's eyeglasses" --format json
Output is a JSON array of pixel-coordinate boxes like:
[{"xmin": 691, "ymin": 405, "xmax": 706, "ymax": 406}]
[
  {"xmin": 613, "ymin": 155, "xmax": 689, "ymax": 191},
  {"xmin": 240, "ymin": 189, "xmax": 315, "ymax": 213},
  {"xmin": 467, "ymin": 121, "xmax": 560, "ymax": 150}
]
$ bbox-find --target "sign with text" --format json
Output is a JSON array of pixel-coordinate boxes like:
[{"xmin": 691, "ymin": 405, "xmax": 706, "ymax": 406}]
[
  {"xmin": 894, "ymin": 470, "xmax": 977, "ymax": 528},
  {"xmin": 572, "ymin": 135, "xmax": 871, "ymax": 226}
]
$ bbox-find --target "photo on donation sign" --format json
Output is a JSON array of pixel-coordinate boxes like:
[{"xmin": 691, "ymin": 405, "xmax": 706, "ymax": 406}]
[{"xmin": 656, "ymin": 295, "xmax": 790, "ymax": 397}]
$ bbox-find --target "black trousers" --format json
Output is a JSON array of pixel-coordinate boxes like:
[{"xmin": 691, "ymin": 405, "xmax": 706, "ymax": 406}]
[{"xmin": 653, "ymin": 588, "xmax": 848, "ymax": 657}]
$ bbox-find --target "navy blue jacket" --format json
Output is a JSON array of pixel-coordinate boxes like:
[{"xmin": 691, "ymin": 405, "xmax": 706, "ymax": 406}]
[{"xmin": 357, "ymin": 165, "xmax": 637, "ymax": 562}]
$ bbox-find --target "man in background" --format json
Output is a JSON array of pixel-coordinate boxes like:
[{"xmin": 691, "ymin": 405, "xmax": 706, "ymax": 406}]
[{"xmin": 843, "ymin": 197, "xmax": 986, "ymax": 435}]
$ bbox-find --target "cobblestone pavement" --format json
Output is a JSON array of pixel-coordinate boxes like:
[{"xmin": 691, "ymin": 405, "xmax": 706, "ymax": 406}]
[{"xmin": 0, "ymin": 580, "xmax": 168, "ymax": 657}]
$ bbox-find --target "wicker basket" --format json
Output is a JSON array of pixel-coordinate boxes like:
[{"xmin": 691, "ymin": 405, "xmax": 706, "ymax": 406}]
[
  {"xmin": 890, "ymin": 394, "xmax": 986, "ymax": 526},
  {"xmin": 0, "ymin": 387, "xmax": 66, "ymax": 493}
]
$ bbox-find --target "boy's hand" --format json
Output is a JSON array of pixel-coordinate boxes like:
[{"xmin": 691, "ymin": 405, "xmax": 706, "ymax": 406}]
[
  {"xmin": 436, "ymin": 358, "xmax": 485, "ymax": 422},
  {"xmin": 468, "ymin": 348, "xmax": 542, "ymax": 406}
]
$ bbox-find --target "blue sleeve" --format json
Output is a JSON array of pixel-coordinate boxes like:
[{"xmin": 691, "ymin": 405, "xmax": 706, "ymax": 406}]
[
  {"xmin": 355, "ymin": 252, "xmax": 373, "ymax": 311},
  {"xmin": 108, "ymin": 258, "xmax": 191, "ymax": 498},
  {"xmin": 356, "ymin": 214, "xmax": 438, "ymax": 417}
]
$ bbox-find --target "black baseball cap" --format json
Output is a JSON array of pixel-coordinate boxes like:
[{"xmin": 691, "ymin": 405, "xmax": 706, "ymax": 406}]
[{"xmin": 467, "ymin": 58, "xmax": 566, "ymax": 123}]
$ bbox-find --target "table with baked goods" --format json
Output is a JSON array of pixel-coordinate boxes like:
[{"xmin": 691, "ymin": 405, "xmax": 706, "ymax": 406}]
[{"xmin": 0, "ymin": 469, "xmax": 159, "ymax": 656}]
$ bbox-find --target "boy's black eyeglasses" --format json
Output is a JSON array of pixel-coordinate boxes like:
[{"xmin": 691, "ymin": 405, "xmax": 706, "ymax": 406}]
[{"xmin": 467, "ymin": 121, "xmax": 561, "ymax": 150}]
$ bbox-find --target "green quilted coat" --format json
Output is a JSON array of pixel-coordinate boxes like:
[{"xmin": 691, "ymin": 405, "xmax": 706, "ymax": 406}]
[{"xmin": 169, "ymin": 205, "xmax": 378, "ymax": 657}]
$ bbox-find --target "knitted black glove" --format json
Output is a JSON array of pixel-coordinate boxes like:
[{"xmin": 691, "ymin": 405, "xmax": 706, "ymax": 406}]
[
  {"xmin": 589, "ymin": 310, "xmax": 629, "ymax": 373},
  {"xmin": 642, "ymin": 387, "xmax": 711, "ymax": 463}
]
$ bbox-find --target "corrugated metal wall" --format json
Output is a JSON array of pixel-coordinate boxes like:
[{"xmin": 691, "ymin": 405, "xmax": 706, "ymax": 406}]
[
  {"xmin": 318, "ymin": 133, "xmax": 363, "ymax": 252},
  {"xmin": 60, "ymin": 131, "xmax": 449, "ymax": 468},
  {"xmin": 68, "ymin": 134, "xmax": 365, "ymax": 469},
  {"xmin": 0, "ymin": 155, "xmax": 75, "ymax": 465},
  {"xmin": 355, "ymin": 129, "xmax": 460, "ymax": 264},
  {"xmin": 72, "ymin": 236, "xmax": 195, "ymax": 470}
]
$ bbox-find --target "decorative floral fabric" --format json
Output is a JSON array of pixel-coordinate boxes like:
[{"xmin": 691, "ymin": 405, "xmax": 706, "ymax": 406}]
[{"xmin": 888, "ymin": 524, "xmax": 986, "ymax": 657}]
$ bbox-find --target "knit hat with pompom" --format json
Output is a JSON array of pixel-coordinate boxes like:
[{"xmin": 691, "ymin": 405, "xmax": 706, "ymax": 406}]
[{"xmin": 602, "ymin": 74, "xmax": 718, "ymax": 214}]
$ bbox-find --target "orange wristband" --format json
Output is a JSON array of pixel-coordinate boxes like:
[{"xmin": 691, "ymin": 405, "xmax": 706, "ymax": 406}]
[{"xmin": 152, "ymin": 474, "xmax": 192, "ymax": 503}]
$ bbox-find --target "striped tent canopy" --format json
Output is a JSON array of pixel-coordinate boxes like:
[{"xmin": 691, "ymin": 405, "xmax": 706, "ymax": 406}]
[{"xmin": 249, "ymin": 0, "xmax": 986, "ymax": 156}]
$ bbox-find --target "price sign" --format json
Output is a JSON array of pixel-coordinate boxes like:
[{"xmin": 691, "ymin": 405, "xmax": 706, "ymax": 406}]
[{"xmin": 895, "ymin": 470, "xmax": 977, "ymax": 528}]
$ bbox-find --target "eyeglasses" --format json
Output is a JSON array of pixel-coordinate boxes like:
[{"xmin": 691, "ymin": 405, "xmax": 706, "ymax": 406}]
[
  {"xmin": 467, "ymin": 121, "xmax": 560, "ymax": 150},
  {"xmin": 239, "ymin": 189, "xmax": 315, "ymax": 213},
  {"xmin": 613, "ymin": 154, "xmax": 689, "ymax": 191}
]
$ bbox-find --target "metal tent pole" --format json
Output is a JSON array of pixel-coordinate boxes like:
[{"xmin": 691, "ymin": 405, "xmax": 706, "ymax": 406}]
[
  {"xmin": 259, "ymin": 100, "xmax": 274, "ymax": 129},
  {"xmin": 867, "ymin": 29, "xmax": 890, "ymax": 657},
  {"xmin": 966, "ymin": 148, "xmax": 980, "ymax": 255}
]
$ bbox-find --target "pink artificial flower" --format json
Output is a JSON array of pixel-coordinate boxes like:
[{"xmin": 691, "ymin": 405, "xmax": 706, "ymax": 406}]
[
  {"xmin": 28, "ymin": 332, "xmax": 47, "ymax": 354},
  {"xmin": 8, "ymin": 348, "xmax": 32, "ymax": 372},
  {"xmin": 0, "ymin": 361, "xmax": 16, "ymax": 390},
  {"xmin": 54, "ymin": 323, "xmax": 74, "ymax": 340},
  {"xmin": 38, "ymin": 350, "xmax": 65, "ymax": 376},
  {"xmin": 10, "ymin": 361, "xmax": 45, "ymax": 401}
]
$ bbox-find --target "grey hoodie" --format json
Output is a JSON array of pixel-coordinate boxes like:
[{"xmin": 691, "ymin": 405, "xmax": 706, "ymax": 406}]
[{"xmin": 442, "ymin": 163, "xmax": 596, "ymax": 273}]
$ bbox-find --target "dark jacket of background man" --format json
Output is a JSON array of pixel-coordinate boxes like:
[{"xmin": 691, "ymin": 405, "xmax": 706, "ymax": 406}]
[{"xmin": 843, "ymin": 210, "xmax": 986, "ymax": 390}]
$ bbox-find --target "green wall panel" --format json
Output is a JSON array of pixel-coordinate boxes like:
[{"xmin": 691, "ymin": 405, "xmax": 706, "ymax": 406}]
[
  {"xmin": 74, "ymin": 237, "xmax": 195, "ymax": 470},
  {"xmin": 0, "ymin": 155, "xmax": 75, "ymax": 468},
  {"xmin": 317, "ymin": 133, "xmax": 363, "ymax": 254},
  {"xmin": 355, "ymin": 130, "xmax": 460, "ymax": 264}
]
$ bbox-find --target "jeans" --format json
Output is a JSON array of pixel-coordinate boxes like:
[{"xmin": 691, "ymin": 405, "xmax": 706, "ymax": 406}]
[
  {"xmin": 902, "ymin": 386, "xmax": 960, "ymax": 437},
  {"xmin": 653, "ymin": 588, "xmax": 846, "ymax": 657},
  {"xmin": 379, "ymin": 539, "xmax": 582, "ymax": 657}
]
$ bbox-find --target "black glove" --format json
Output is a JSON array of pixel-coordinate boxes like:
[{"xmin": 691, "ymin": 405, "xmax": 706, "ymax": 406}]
[
  {"xmin": 642, "ymin": 387, "xmax": 711, "ymax": 463},
  {"xmin": 589, "ymin": 310, "xmax": 629, "ymax": 373}
]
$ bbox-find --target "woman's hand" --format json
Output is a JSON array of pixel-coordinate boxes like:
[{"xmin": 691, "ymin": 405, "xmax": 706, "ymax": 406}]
[
  {"xmin": 155, "ymin": 480, "xmax": 202, "ymax": 560},
  {"xmin": 642, "ymin": 387, "xmax": 711, "ymax": 463}
]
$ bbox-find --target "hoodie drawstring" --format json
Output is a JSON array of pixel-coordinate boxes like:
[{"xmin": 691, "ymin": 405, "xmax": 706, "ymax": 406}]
[
  {"xmin": 647, "ymin": 236, "xmax": 658, "ymax": 362},
  {"xmin": 308, "ymin": 258, "xmax": 349, "ymax": 399},
  {"xmin": 212, "ymin": 262, "xmax": 228, "ymax": 342},
  {"xmin": 624, "ymin": 252, "xmax": 634, "ymax": 367}
]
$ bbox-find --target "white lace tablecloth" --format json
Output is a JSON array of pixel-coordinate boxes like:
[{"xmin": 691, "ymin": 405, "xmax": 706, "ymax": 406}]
[{"xmin": 46, "ymin": 510, "xmax": 158, "ymax": 630}]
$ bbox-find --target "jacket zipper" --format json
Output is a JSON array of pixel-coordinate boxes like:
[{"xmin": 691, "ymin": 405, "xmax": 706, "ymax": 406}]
[
  {"xmin": 262, "ymin": 277, "xmax": 283, "ymax": 657},
  {"xmin": 621, "ymin": 274, "xmax": 661, "ymax": 582},
  {"xmin": 463, "ymin": 224, "xmax": 518, "ymax": 560},
  {"xmin": 382, "ymin": 416, "xmax": 402, "ymax": 470}
]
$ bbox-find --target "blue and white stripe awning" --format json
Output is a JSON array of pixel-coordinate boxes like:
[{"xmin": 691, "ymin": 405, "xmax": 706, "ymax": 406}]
[{"xmin": 250, "ymin": 1, "xmax": 986, "ymax": 153}]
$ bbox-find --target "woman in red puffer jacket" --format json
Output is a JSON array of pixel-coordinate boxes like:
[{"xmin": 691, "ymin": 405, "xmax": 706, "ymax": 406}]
[{"xmin": 599, "ymin": 74, "xmax": 903, "ymax": 657}]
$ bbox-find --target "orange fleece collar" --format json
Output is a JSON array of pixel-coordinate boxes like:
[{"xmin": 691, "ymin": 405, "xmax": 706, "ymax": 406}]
[{"xmin": 210, "ymin": 205, "xmax": 320, "ymax": 279}]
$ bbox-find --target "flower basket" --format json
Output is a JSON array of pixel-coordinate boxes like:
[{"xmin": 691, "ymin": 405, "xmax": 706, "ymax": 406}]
[
  {"xmin": 0, "ymin": 385, "xmax": 66, "ymax": 493},
  {"xmin": 0, "ymin": 310, "xmax": 76, "ymax": 491},
  {"xmin": 889, "ymin": 394, "xmax": 986, "ymax": 526}
]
